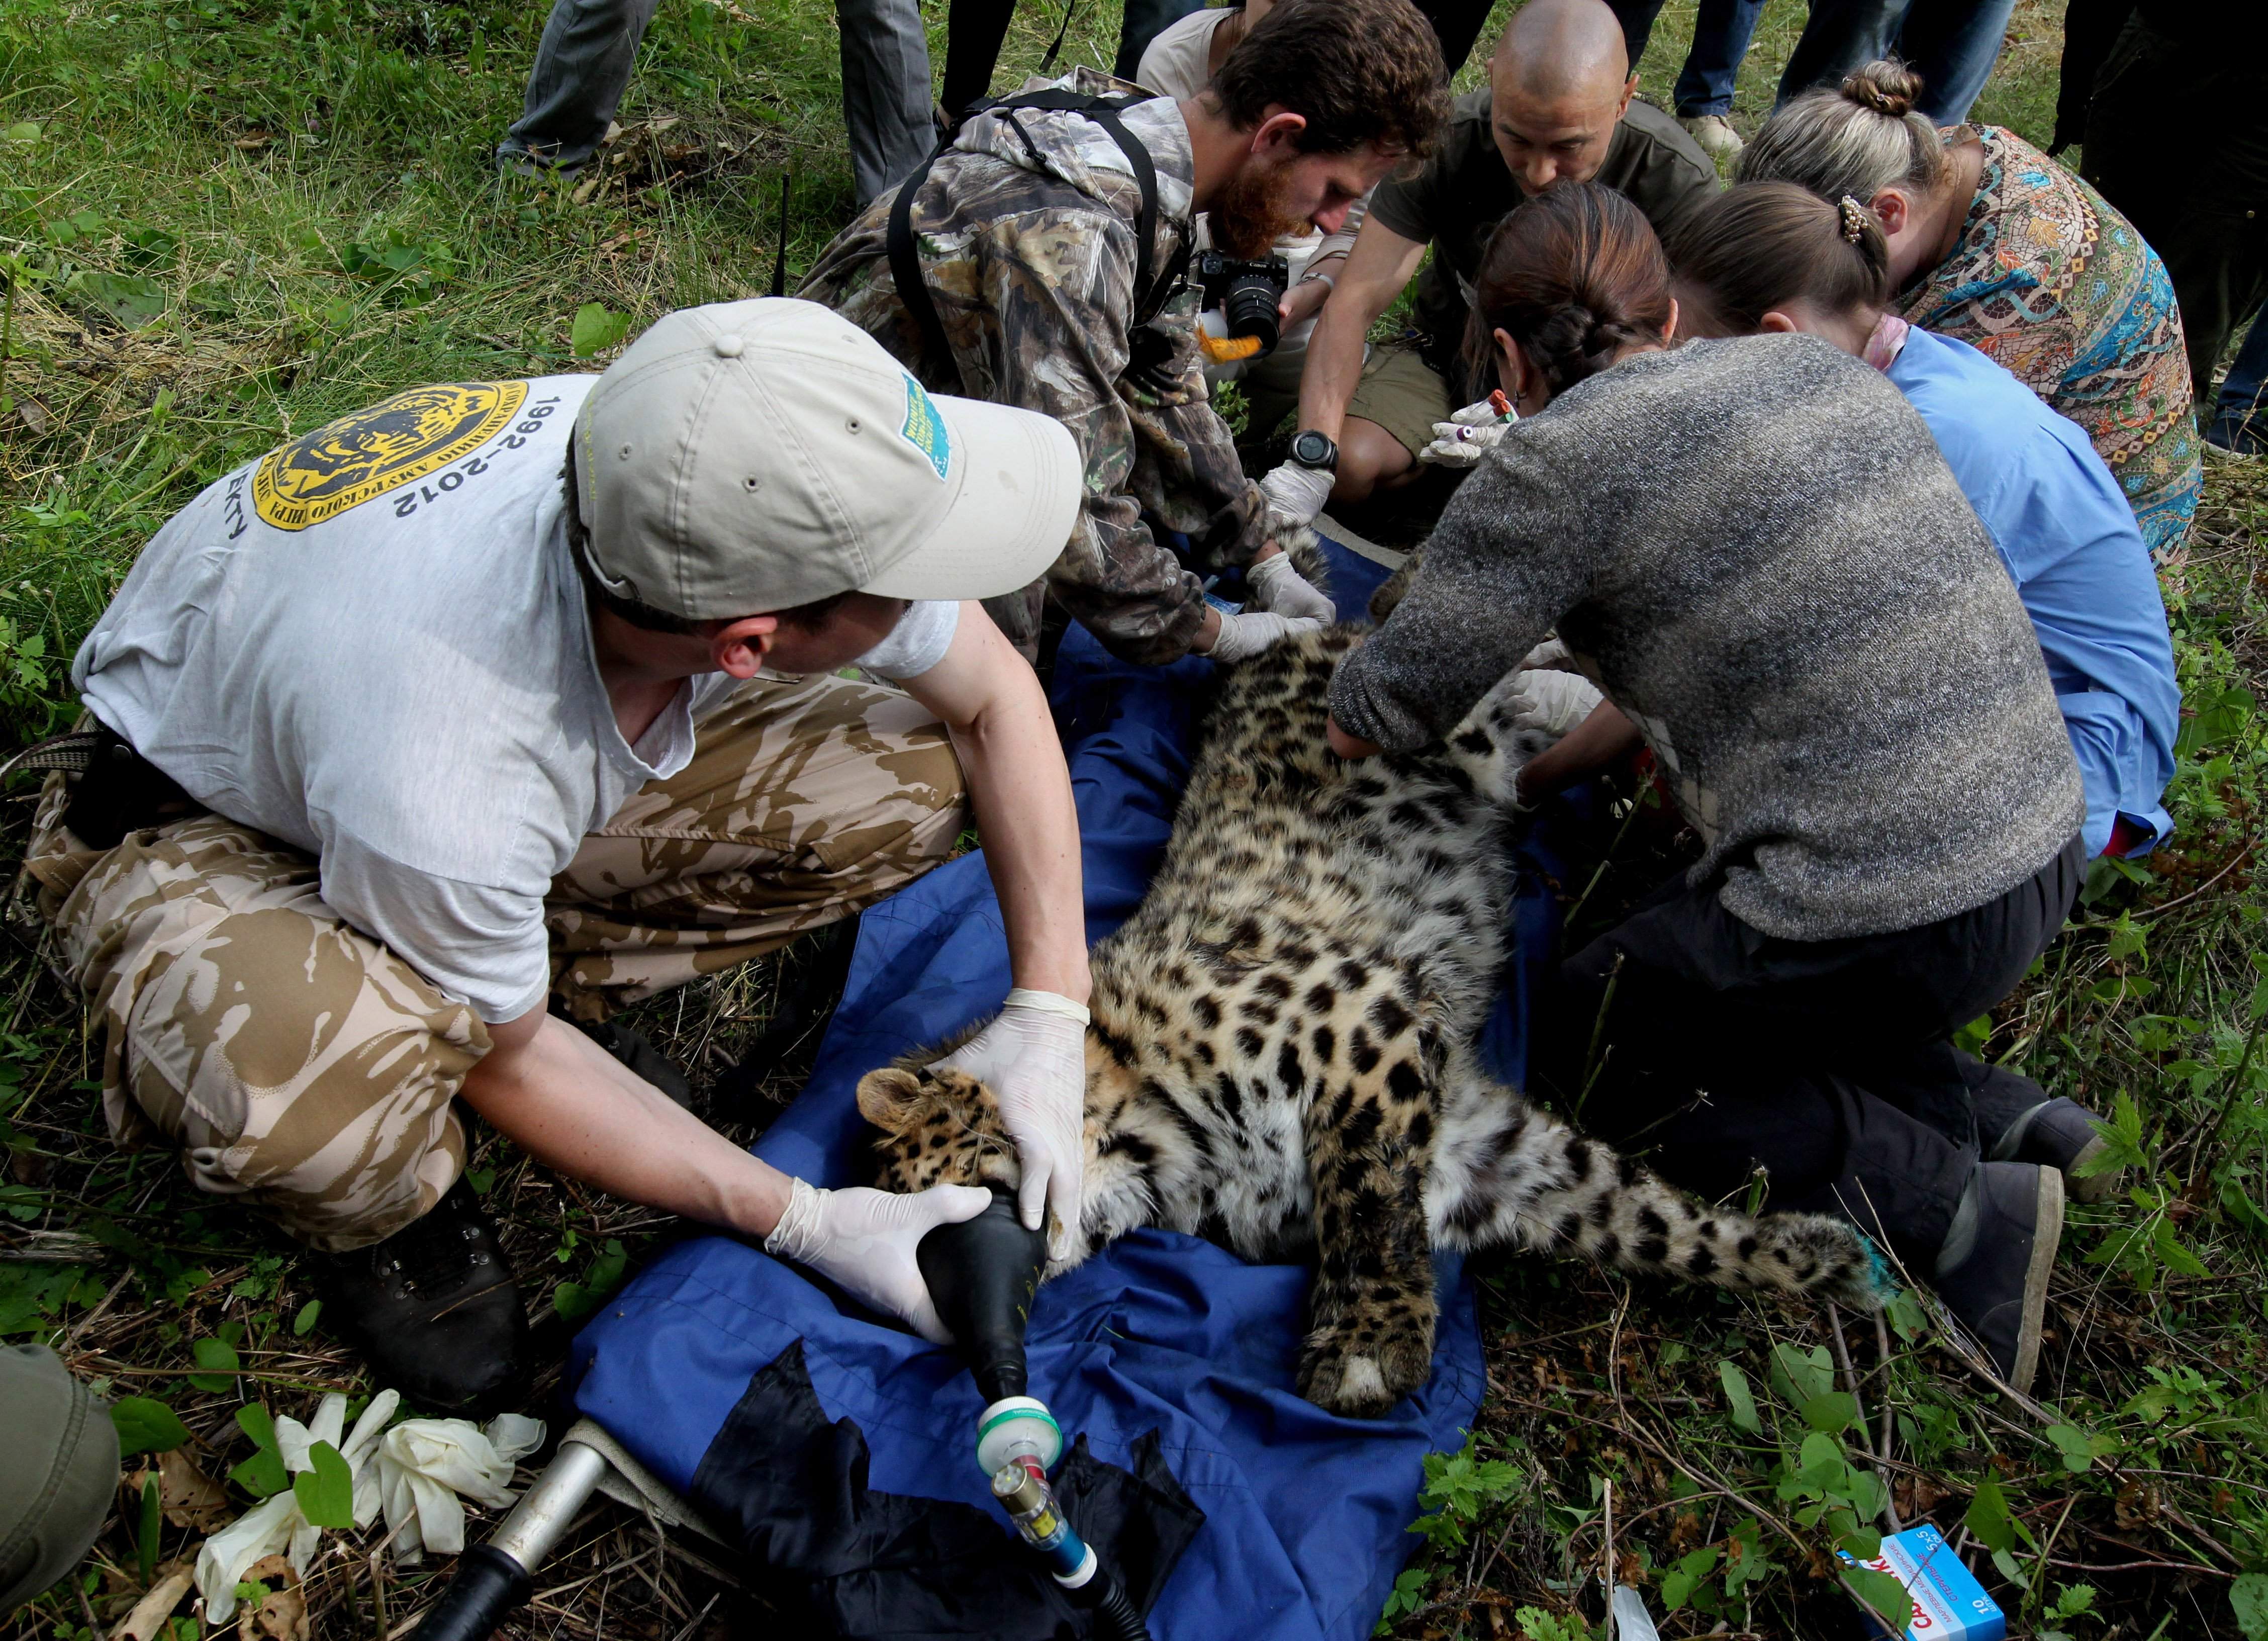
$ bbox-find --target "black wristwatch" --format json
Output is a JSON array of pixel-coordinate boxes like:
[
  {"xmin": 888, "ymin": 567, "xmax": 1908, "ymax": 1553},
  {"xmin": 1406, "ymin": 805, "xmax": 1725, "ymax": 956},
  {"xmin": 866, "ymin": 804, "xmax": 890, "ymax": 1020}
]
[{"xmin": 1288, "ymin": 429, "xmax": 1339, "ymax": 472}]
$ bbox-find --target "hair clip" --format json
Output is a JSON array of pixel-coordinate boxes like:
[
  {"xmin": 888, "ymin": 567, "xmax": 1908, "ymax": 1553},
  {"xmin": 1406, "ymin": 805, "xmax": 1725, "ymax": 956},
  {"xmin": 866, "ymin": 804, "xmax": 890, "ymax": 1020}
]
[{"xmin": 1837, "ymin": 195, "xmax": 1869, "ymax": 243}]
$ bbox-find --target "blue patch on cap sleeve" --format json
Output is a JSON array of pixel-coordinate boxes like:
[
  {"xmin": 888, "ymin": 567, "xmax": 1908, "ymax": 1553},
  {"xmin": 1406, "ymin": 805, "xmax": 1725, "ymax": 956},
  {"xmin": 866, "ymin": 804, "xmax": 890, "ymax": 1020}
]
[{"xmin": 899, "ymin": 374, "xmax": 953, "ymax": 482}]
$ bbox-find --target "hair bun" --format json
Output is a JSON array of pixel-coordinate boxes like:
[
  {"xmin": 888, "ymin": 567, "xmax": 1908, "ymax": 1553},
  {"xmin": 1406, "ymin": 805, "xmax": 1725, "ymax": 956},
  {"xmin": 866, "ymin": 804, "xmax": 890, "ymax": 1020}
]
[{"xmin": 1840, "ymin": 59, "xmax": 1923, "ymax": 119}]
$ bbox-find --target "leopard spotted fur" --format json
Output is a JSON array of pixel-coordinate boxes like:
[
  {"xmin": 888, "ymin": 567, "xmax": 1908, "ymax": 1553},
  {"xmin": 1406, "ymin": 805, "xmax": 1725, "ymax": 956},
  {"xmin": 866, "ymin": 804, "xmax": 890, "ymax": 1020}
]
[{"xmin": 858, "ymin": 622, "xmax": 1879, "ymax": 1418}]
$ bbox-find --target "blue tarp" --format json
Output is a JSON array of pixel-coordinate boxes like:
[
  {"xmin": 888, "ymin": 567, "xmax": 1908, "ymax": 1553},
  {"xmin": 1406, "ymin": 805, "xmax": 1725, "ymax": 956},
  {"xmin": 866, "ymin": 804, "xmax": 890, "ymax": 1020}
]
[{"xmin": 571, "ymin": 545, "xmax": 1555, "ymax": 1639}]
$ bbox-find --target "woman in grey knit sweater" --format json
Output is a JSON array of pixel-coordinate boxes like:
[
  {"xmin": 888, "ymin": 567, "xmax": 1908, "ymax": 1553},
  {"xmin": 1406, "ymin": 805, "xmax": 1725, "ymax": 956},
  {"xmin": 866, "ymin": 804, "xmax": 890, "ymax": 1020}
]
[{"xmin": 1327, "ymin": 184, "xmax": 2087, "ymax": 1395}]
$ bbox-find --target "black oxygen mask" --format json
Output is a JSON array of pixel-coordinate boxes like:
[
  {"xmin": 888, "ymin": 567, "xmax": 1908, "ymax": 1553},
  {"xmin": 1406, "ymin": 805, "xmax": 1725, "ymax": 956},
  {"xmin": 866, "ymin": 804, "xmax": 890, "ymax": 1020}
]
[{"xmin": 917, "ymin": 1187, "xmax": 1064, "ymax": 1474}]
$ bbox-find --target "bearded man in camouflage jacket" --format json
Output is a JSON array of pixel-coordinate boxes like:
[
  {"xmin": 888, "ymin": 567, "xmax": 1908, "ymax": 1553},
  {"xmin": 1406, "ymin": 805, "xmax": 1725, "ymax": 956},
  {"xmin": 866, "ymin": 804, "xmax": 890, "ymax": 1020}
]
[{"xmin": 802, "ymin": 0, "xmax": 1450, "ymax": 667}]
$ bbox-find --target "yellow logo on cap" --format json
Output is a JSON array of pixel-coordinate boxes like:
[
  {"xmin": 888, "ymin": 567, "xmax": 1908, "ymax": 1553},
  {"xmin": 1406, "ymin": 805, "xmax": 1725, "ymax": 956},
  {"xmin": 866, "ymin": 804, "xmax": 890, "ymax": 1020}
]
[
  {"xmin": 899, "ymin": 373, "xmax": 953, "ymax": 482},
  {"xmin": 251, "ymin": 381, "xmax": 529, "ymax": 530}
]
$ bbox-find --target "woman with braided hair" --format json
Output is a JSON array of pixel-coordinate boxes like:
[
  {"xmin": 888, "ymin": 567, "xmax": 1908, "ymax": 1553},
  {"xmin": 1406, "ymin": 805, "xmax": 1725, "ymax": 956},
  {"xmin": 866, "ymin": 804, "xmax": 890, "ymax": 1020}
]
[
  {"xmin": 1737, "ymin": 60, "xmax": 2199, "ymax": 559},
  {"xmin": 1326, "ymin": 178, "xmax": 2091, "ymax": 1395}
]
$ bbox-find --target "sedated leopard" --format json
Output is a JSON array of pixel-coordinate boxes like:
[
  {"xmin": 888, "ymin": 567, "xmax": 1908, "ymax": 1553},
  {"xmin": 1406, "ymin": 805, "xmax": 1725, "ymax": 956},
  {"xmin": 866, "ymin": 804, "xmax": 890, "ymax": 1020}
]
[{"xmin": 859, "ymin": 610, "xmax": 1879, "ymax": 1419}]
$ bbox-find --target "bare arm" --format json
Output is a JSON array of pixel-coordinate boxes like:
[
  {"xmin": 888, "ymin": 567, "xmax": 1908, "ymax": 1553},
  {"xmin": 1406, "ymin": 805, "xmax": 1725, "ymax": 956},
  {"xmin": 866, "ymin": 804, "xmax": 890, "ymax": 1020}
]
[
  {"xmin": 1516, "ymin": 700, "xmax": 1643, "ymax": 800},
  {"xmin": 1296, "ymin": 217, "xmax": 1429, "ymax": 441},
  {"xmin": 460, "ymin": 1008, "xmax": 794, "ymax": 1237},
  {"xmin": 901, "ymin": 603, "xmax": 1090, "ymax": 1003}
]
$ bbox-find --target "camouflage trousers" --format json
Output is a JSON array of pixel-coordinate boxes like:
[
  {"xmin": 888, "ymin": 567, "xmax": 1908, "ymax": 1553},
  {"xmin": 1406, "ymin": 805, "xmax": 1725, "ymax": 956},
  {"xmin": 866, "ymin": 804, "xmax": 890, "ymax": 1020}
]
[{"xmin": 22, "ymin": 673, "xmax": 966, "ymax": 1250}]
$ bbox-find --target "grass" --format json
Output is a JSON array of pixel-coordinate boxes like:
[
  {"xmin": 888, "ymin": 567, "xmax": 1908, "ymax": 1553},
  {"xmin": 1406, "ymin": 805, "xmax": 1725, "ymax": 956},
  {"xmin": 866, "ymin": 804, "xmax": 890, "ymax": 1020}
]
[{"xmin": 1, "ymin": 0, "xmax": 2264, "ymax": 1636}]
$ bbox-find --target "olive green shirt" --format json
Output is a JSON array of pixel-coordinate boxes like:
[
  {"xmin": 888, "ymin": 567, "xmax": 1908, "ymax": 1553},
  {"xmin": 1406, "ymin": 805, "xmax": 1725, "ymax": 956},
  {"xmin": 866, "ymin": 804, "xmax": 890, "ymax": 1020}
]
[{"xmin": 1367, "ymin": 90, "xmax": 1719, "ymax": 374}]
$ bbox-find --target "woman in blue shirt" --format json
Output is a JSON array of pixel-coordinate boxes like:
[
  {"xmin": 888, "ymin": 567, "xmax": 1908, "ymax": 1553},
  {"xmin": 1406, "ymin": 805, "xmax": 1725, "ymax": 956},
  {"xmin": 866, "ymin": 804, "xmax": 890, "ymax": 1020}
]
[
  {"xmin": 1664, "ymin": 180, "xmax": 2179, "ymax": 863},
  {"xmin": 1657, "ymin": 178, "xmax": 2179, "ymax": 1198}
]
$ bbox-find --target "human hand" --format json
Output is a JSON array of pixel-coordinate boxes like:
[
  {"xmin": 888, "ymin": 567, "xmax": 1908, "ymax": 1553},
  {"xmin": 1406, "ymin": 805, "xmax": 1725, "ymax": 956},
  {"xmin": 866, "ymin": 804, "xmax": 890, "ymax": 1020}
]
[
  {"xmin": 1204, "ymin": 608, "xmax": 1326, "ymax": 663},
  {"xmin": 1277, "ymin": 278, "xmax": 1332, "ymax": 331},
  {"xmin": 1417, "ymin": 395, "xmax": 1516, "ymax": 468},
  {"xmin": 1246, "ymin": 553, "xmax": 1337, "ymax": 621},
  {"xmin": 1259, "ymin": 461, "xmax": 1335, "ymax": 529},
  {"xmin": 1506, "ymin": 668, "xmax": 1603, "ymax": 738},
  {"xmin": 764, "ymin": 1176, "xmax": 992, "ymax": 1343},
  {"xmin": 927, "ymin": 990, "xmax": 1090, "ymax": 1255}
]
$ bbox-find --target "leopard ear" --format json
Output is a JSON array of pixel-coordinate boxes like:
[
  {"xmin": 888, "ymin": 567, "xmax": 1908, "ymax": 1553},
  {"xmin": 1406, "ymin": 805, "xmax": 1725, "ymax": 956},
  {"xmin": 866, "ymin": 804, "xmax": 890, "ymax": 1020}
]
[{"xmin": 856, "ymin": 1067, "xmax": 926, "ymax": 1132}]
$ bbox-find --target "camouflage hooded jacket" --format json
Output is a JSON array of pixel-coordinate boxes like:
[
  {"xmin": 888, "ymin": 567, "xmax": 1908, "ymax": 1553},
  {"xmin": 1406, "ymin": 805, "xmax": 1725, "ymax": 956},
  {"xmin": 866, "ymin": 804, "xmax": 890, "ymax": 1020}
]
[{"xmin": 800, "ymin": 70, "xmax": 1266, "ymax": 666}]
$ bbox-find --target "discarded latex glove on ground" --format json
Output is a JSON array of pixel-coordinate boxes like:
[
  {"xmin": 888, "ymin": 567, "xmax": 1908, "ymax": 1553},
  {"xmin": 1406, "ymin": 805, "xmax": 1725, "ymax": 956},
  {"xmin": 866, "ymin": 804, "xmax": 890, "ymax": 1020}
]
[
  {"xmin": 195, "ymin": 1388, "xmax": 546, "ymax": 1621},
  {"xmin": 378, "ymin": 1408, "xmax": 546, "ymax": 1562}
]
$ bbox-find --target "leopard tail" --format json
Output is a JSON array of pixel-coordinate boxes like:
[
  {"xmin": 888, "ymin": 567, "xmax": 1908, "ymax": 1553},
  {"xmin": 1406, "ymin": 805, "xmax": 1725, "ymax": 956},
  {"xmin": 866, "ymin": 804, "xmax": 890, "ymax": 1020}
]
[{"xmin": 1427, "ymin": 1075, "xmax": 1885, "ymax": 1309}]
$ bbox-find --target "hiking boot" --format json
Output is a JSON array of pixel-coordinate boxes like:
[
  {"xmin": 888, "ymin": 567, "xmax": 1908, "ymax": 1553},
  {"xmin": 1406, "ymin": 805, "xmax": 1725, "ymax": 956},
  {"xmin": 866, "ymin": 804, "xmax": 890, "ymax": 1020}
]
[
  {"xmin": 311, "ymin": 1180, "xmax": 529, "ymax": 1417},
  {"xmin": 1680, "ymin": 113, "xmax": 1744, "ymax": 161},
  {"xmin": 1933, "ymin": 1162, "xmax": 2063, "ymax": 1396},
  {"xmin": 1988, "ymin": 1096, "xmax": 2121, "ymax": 1203}
]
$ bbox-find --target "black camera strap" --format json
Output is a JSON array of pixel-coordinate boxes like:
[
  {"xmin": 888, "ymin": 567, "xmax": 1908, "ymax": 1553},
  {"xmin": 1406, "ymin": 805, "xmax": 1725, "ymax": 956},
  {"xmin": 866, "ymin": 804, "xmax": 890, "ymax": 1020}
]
[{"xmin": 886, "ymin": 90, "xmax": 1186, "ymax": 389}]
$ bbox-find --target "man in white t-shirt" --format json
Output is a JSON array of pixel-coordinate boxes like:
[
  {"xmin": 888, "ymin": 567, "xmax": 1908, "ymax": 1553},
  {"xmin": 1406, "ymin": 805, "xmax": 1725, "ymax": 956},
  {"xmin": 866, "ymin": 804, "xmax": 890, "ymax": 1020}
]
[{"xmin": 24, "ymin": 300, "xmax": 1095, "ymax": 1414}]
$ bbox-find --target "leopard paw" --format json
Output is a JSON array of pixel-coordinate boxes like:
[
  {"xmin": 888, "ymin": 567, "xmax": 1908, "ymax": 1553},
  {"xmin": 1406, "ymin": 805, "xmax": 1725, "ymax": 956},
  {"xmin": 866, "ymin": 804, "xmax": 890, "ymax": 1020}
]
[{"xmin": 1295, "ymin": 1293, "xmax": 1437, "ymax": 1418}]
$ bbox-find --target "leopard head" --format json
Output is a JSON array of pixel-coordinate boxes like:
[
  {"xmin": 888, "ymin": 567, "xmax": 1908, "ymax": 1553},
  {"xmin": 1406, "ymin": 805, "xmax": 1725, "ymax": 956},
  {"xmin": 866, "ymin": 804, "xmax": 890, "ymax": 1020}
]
[{"xmin": 854, "ymin": 1061, "xmax": 1021, "ymax": 1197}]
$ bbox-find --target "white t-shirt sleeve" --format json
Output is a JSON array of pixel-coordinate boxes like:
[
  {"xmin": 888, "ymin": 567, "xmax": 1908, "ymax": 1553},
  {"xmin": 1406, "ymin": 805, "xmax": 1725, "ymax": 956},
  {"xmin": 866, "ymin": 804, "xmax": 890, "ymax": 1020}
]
[
  {"xmin": 319, "ymin": 831, "xmax": 553, "ymax": 1025},
  {"xmin": 857, "ymin": 599, "xmax": 961, "ymax": 680},
  {"xmin": 1135, "ymin": 7, "xmax": 1228, "ymax": 98}
]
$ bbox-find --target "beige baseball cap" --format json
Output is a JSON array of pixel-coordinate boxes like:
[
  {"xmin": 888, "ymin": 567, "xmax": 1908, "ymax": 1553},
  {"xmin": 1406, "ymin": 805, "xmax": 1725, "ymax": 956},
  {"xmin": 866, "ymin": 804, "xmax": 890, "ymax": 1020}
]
[{"xmin": 575, "ymin": 299, "xmax": 1082, "ymax": 617}]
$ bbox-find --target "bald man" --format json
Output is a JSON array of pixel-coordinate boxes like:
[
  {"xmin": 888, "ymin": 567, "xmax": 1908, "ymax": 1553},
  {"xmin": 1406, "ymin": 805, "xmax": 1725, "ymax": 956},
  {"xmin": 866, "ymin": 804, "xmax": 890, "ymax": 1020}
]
[{"xmin": 1263, "ymin": 0, "xmax": 1718, "ymax": 518}]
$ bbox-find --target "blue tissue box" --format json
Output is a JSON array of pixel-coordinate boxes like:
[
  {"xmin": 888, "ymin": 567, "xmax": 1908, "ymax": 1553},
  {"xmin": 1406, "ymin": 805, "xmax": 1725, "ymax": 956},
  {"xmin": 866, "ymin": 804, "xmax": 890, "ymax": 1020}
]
[{"xmin": 1838, "ymin": 1524, "xmax": 2006, "ymax": 1641}]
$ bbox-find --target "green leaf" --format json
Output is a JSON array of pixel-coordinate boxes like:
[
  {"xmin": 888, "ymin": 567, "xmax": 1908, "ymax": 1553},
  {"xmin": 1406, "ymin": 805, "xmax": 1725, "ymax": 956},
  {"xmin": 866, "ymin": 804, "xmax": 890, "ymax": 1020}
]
[
  {"xmin": 1767, "ymin": 1341, "xmax": 1835, "ymax": 1409},
  {"xmin": 1842, "ymin": 1565, "xmax": 1910, "ymax": 1631},
  {"xmin": 570, "ymin": 301, "xmax": 630, "ymax": 358},
  {"xmin": 110, "ymin": 1395, "xmax": 191, "ymax": 1456},
  {"xmin": 136, "ymin": 1474, "xmax": 161, "ymax": 1585},
  {"xmin": 1965, "ymin": 1474, "xmax": 2015, "ymax": 1554},
  {"xmin": 292, "ymin": 1300, "xmax": 322, "ymax": 1337},
  {"xmin": 551, "ymin": 1280, "xmax": 593, "ymax": 1320},
  {"xmin": 1718, "ymin": 1360, "xmax": 1760, "ymax": 1432},
  {"xmin": 1795, "ymin": 1430, "xmax": 1848, "ymax": 1494},
  {"xmin": 1659, "ymin": 1545, "xmax": 1720, "ymax": 1612},
  {"xmin": 229, "ymin": 1404, "xmax": 289, "ymax": 1499},
  {"xmin": 2105, "ymin": 910, "xmax": 2147, "ymax": 962},
  {"xmin": 3, "ymin": 122, "xmax": 40, "ymax": 144},
  {"xmin": 2076, "ymin": 1092, "xmax": 2148, "ymax": 1177},
  {"xmin": 292, "ymin": 1438, "xmax": 355, "ymax": 1529},
  {"xmin": 1838, "ymin": 1526, "xmax": 1882, "ymax": 1562},
  {"xmin": 2152, "ymin": 1214, "xmax": 2210, "ymax": 1278},
  {"xmin": 1800, "ymin": 1390, "xmax": 1861, "ymax": 1434},
  {"xmin": 186, "ymin": 1334, "xmax": 240, "ymax": 1393},
  {"xmin": 2044, "ymin": 1423, "xmax": 2102, "ymax": 1474},
  {"xmin": 65, "ymin": 270, "xmax": 167, "ymax": 329},
  {"xmin": 2231, "ymin": 1573, "xmax": 2268, "ymax": 1641}
]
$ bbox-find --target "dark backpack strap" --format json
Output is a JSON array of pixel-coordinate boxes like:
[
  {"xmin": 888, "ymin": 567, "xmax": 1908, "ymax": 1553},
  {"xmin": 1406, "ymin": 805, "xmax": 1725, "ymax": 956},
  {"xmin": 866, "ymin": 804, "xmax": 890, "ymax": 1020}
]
[
  {"xmin": 885, "ymin": 146, "xmax": 956, "ymax": 387},
  {"xmin": 1081, "ymin": 106, "xmax": 1172, "ymax": 323},
  {"xmin": 886, "ymin": 92, "xmax": 1183, "ymax": 383}
]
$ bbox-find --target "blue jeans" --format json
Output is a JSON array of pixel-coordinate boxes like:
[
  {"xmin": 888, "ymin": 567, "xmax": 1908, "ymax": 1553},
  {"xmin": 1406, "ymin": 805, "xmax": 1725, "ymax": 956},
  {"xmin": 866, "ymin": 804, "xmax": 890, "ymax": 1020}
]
[
  {"xmin": 1607, "ymin": 0, "xmax": 1766, "ymax": 117},
  {"xmin": 499, "ymin": 0, "xmax": 933, "ymax": 206},
  {"xmin": 2209, "ymin": 312, "xmax": 2268, "ymax": 454},
  {"xmin": 1775, "ymin": 0, "xmax": 2018, "ymax": 126},
  {"xmin": 1674, "ymin": 0, "xmax": 1767, "ymax": 115}
]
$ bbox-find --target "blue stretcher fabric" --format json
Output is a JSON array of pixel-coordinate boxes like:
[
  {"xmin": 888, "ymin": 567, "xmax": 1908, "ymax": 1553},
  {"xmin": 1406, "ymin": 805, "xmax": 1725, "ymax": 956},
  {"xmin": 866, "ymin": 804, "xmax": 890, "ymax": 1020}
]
[{"xmin": 571, "ymin": 544, "xmax": 1558, "ymax": 1640}]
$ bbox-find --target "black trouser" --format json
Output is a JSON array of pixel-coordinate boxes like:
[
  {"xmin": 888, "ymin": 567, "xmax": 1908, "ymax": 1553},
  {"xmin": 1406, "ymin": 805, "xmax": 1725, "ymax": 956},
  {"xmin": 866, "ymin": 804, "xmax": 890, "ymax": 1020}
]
[
  {"xmin": 1528, "ymin": 836, "xmax": 2085, "ymax": 1268},
  {"xmin": 2081, "ymin": 17, "xmax": 2268, "ymax": 423}
]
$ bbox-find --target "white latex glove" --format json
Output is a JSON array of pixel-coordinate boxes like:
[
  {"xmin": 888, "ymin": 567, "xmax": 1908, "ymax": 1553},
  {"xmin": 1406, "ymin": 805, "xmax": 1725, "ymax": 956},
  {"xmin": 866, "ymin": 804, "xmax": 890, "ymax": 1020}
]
[
  {"xmin": 927, "ymin": 989, "xmax": 1091, "ymax": 1255},
  {"xmin": 196, "ymin": 1391, "xmax": 396, "ymax": 1623},
  {"xmin": 1507, "ymin": 668, "xmax": 1604, "ymax": 737},
  {"xmin": 374, "ymin": 1410, "xmax": 546, "ymax": 1562},
  {"xmin": 766, "ymin": 1175, "xmax": 992, "ymax": 1343},
  {"xmin": 1246, "ymin": 553, "xmax": 1337, "ymax": 622},
  {"xmin": 1206, "ymin": 608, "xmax": 1326, "ymax": 664},
  {"xmin": 1259, "ymin": 460, "xmax": 1334, "ymax": 529},
  {"xmin": 1418, "ymin": 395, "xmax": 1516, "ymax": 468},
  {"xmin": 1521, "ymin": 635, "xmax": 1572, "ymax": 671}
]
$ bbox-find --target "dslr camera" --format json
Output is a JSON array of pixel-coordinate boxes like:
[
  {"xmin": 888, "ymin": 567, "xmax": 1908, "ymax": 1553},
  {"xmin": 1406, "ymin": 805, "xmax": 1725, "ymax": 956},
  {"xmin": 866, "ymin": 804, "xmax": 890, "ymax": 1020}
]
[{"xmin": 1194, "ymin": 251, "xmax": 1290, "ymax": 355}]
